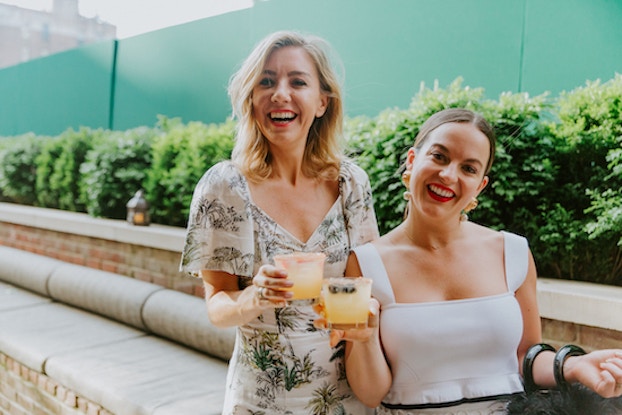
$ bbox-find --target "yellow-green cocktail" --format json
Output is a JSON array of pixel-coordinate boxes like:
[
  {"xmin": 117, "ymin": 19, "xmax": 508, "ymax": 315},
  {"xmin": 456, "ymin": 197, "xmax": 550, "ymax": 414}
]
[{"xmin": 322, "ymin": 277, "xmax": 372, "ymax": 329}]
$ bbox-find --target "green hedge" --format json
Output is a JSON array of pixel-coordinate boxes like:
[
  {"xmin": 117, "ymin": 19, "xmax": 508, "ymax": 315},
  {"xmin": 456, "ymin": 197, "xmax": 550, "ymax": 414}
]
[
  {"xmin": 35, "ymin": 128, "xmax": 100, "ymax": 212},
  {"xmin": 0, "ymin": 117, "xmax": 235, "ymax": 225},
  {"xmin": 0, "ymin": 75, "xmax": 620, "ymax": 286},
  {"xmin": 346, "ymin": 75, "xmax": 621, "ymax": 286},
  {"xmin": 144, "ymin": 117, "xmax": 235, "ymax": 227}
]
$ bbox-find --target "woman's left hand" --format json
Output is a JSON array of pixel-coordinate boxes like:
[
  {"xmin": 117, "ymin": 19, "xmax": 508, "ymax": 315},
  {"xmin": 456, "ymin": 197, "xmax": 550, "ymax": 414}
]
[
  {"xmin": 313, "ymin": 298, "xmax": 379, "ymax": 347},
  {"xmin": 566, "ymin": 350, "xmax": 622, "ymax": 398}
]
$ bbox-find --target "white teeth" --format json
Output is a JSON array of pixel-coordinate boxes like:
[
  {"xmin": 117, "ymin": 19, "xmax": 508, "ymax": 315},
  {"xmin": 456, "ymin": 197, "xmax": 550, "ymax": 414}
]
[
  {"xmin": 429, "ymin": 184, "xmax": 454, "ymax": 198},
  {"xmin": 271, "ymin": 112, "xmax": 295, "ymax": 119}
]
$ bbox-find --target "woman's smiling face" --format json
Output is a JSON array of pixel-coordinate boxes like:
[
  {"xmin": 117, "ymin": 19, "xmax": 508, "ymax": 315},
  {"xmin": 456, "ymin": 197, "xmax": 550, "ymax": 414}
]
[
  {"xmin": 251, "ymin": 46, "xmax": 328, "ymax": 150},
  {"xmin": 407, "ymin": 121, "xmax": 490, "ymax": 220}
]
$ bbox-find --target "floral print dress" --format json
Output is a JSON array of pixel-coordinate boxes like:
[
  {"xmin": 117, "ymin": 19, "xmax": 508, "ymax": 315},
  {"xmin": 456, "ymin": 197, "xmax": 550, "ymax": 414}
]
[{"xmin": 180, "ymin": 159, "xmax": 379, "ymax": 415}]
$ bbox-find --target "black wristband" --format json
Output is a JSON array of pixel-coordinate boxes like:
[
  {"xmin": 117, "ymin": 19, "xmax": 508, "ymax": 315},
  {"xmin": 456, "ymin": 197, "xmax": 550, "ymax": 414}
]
[
  {"xmin": 553, "ymin": 344, "xmax": 586, "ymax": 388},
  {"xmin": 522, "ymin": 343, "xmax": 556, "ymax": 393}
]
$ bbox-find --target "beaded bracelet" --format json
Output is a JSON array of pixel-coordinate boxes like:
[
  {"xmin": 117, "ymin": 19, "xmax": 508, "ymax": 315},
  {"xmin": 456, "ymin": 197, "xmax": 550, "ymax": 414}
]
[
  {"xmin": 553, "ymin": 344, "xmax": 586, "ymax": 389},
  {"xmin": 522, "ymin": 343, "xmax": 556, "ymax": 393}
]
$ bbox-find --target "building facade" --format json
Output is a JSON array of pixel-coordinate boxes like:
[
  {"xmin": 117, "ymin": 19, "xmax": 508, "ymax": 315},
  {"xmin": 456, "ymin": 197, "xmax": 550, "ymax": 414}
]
[{"xmin": 0, "ymin": 0, "xmax": 116, "ymax": 69}]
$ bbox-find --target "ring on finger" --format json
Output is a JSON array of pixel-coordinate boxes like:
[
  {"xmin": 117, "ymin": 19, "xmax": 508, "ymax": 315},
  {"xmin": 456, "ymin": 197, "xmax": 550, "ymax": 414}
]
[{"xmin": 256, "ymin": 286, "xmax": 268, "ymax": 300}]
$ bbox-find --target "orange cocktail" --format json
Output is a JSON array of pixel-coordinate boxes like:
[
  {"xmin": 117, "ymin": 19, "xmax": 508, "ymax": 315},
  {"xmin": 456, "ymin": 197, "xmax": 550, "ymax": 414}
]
[{"xmin": 273, "ymin": 252, "xmax": 326, "ymax": 305}]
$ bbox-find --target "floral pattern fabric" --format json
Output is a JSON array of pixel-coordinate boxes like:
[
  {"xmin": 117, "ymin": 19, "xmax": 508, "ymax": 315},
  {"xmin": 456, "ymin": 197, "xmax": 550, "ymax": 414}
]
[{"xmin": 180, "ymin": 159, "xmax": 378, "ymax": 415}]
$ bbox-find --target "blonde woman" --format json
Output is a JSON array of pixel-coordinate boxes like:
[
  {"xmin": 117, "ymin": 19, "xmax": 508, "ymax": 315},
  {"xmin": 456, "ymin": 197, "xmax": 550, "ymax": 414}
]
[{"xmin": 180, "ymin": 31, "xmax": 378, "ymax": 414}]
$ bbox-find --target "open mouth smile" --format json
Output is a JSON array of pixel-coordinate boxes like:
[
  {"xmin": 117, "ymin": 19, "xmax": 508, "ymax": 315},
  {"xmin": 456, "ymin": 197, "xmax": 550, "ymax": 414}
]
[
  {"xmin": 427, "ymin": 184, "xmax": 455, "ymax": 202},
  {"xmin": 270, "ymin": 111, "xmax": 297, "ymax": 124}
]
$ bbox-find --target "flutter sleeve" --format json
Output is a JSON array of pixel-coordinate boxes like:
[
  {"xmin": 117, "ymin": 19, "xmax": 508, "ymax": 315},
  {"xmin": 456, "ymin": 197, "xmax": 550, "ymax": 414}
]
[
  {"xmin": 340, "ymin": 159, "xmax": 380, "ymax": 248},
  {"xmin": 179, "ymin": 161, "xmax": 255, "ymax": 279}
]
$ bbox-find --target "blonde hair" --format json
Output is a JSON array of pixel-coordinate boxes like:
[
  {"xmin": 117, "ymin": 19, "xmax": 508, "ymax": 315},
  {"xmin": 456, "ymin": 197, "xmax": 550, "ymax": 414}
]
[{"xmin": 228, "ymin": 31, "xmax": 344, "ymax": 182}]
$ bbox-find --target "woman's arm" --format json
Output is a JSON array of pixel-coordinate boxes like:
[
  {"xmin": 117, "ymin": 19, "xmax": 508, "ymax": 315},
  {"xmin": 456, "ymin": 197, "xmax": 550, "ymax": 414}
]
[
  {"xmin": 342, "ymin": 253, "xmax": 392, "ymax": 408},
  {"xmin": 515, "ymin": 249, "xmax": 557, "ymax": 387},
  {"xmin": 516, "ymin": 250, "xmax": 622, "ymax": 397},
  {"xmin": 201, "ymin": 265, "xmax": 292, "ymax": 328},
  {"xmin": 344, "ymin": 314, "xmax": 392, "ymax": 407}
]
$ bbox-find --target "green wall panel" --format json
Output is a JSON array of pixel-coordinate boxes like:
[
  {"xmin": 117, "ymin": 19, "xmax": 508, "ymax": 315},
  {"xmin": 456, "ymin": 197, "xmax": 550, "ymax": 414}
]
[
  {"xmin": 112, "ymin": 0, "xmax": 525, "ymax": 129},
  {"xmin": 112, "ymin": 9, "xmax": 255, "ymax": 130},
  {"xmin": 521, "ymin": 0, "xmax": 622, "ymax": 96},
  {"xmin": 0, "ymin": 41, "xmax": 115, "ymax": 136},
  {"xmin": 1, "ymin": 0, "xmax": 621, "ymax": 136},
  {"xmin": 250, "ymin": 0, "xmax": 524, "ymax": 115}
]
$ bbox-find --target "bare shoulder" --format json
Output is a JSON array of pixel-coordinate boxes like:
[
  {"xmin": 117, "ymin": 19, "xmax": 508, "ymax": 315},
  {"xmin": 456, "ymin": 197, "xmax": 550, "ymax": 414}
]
[
  {"xmin": 464, "ymin": 222, "xmax": 505, "ymax": 253},
  {"xmin": 371, "ymin": 227, "xmax": 403, "ymax": 250},
  {"xmin": 467, "ymin": 221, "xmax": 501, "ymax": 238}
]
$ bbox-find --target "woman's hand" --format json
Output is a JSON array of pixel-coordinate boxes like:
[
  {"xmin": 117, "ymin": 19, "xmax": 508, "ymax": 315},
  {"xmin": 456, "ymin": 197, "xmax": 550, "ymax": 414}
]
[
  {"xmin": 565, "ymin": 350, "xmax": 622, "ymax": 398},
  {"xmin": 252, "ymin": 264, "xmax": 293, "ymax": 307},
  {"xmin": 201, "ymin": 267, "xmax": 292, "ymax": 327},
  {"xmin": 314, "ymin": 298, "xmax": 380, "ymax": 347}
]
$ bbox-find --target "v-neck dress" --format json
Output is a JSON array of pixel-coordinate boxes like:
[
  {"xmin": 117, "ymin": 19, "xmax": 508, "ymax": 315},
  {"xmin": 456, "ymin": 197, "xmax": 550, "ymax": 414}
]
[
  {"xmin": 180, "ymin": 159, "xmax": 379, "ymax": 415},
  {"xmin": 352, "ymin": 232, "xmax": 528, "ymax": 415}
]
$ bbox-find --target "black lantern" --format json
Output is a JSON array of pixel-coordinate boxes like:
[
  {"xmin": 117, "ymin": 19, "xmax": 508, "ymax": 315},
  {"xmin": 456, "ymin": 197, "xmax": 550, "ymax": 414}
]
[{"xmin": 126, "ymin": 189, "xmax": 150, "ymax": 226}]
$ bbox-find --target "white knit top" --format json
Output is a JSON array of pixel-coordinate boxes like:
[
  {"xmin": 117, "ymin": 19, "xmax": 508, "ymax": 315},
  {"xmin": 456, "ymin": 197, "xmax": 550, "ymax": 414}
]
[{"xmin": 353, "ymin": 231, "xmax": 527, "ymax": 411}]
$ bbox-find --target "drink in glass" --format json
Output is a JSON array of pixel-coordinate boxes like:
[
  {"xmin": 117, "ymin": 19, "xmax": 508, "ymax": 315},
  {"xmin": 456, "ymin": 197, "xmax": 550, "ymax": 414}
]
[
  {"xmin": 273, "ymin": 252, "xmax": 326, "ymax": 305},
  {"xmin": 322, "ymin": 277, "xmax": 372, "ymax": 329}
]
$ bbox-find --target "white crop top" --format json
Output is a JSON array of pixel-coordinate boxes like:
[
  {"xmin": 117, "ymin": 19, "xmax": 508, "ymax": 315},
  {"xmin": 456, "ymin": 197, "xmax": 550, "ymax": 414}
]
[{"xmin": 353, "ymin": 231, "xmax": 527, "ymax": 409}]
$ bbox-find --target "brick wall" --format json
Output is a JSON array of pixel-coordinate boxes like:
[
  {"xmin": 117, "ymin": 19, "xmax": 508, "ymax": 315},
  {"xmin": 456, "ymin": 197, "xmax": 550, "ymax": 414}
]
[
  {"xmin": 0, "ymin": 353, "xmax": 113, "ymax": 415},
  {"xmin": 0, "ymin": 221, "xmax": 203, "ymax": 298},
  {"xmin": 542, "ymin": 318, "xmax": 622, "ymax": 351}
]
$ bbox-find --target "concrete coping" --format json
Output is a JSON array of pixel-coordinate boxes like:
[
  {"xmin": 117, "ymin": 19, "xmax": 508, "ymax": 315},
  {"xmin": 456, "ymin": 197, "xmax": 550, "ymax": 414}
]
[
  {"xmin": 537, "ymin": 278, "xmax": 622, "ymax": 332},
  {"xmin": 0, "ymin": 202, "xmax": 186, "ymax": 252}
]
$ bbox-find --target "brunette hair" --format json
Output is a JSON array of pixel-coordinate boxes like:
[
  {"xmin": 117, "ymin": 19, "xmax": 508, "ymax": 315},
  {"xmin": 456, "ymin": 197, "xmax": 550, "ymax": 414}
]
[
  {"xmin": 228, "ymin": 31, "xmax": 344, "ymax": 182},
  {"xmin": 413, "ymin": 108, "xmax": 496, "ymax": 174}
]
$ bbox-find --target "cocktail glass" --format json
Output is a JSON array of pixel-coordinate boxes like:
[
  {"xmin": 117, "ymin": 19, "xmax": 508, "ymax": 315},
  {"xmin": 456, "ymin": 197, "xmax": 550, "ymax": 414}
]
[
  {"xmin": 322, "ymin": 277, "xmax": 372, "ymax": 329},
  {"xmin": 273, "ymin": 252, "xmax": 326, "ymax": 305}
]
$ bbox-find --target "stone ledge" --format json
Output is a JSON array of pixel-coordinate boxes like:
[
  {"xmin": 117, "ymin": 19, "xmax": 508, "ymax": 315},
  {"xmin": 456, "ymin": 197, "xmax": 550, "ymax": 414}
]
[
  {"xmin": 537, "ymin": 278, "xmax": 622, "ymax": 332},
  {"xmin": 0, "ymin": 202, "xmax": 185, "ymax": 252}
]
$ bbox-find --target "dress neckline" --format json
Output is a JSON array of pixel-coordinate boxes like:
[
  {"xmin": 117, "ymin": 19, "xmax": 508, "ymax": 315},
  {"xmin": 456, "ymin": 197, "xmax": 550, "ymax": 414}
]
[
  {"xmin": 238, "ymin": 170, "xmax": 342, "ymax": 246},
  {"xmin": 361, "ymin": 233, "xmax": 514, "ymax": 306},
  {"xmin": 253, "ymin": 197, "xmax": 342, "ymax": 246}
]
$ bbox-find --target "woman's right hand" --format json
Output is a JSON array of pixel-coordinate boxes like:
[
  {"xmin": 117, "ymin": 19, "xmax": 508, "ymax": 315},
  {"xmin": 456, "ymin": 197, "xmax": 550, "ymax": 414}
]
[
  {"xmin": 201, "ymin": 267, "xmax": 292, "ymax": 327},
  {"xmin": 252, "ymin": 264, "xmax": 294, "ymax": 307}
]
